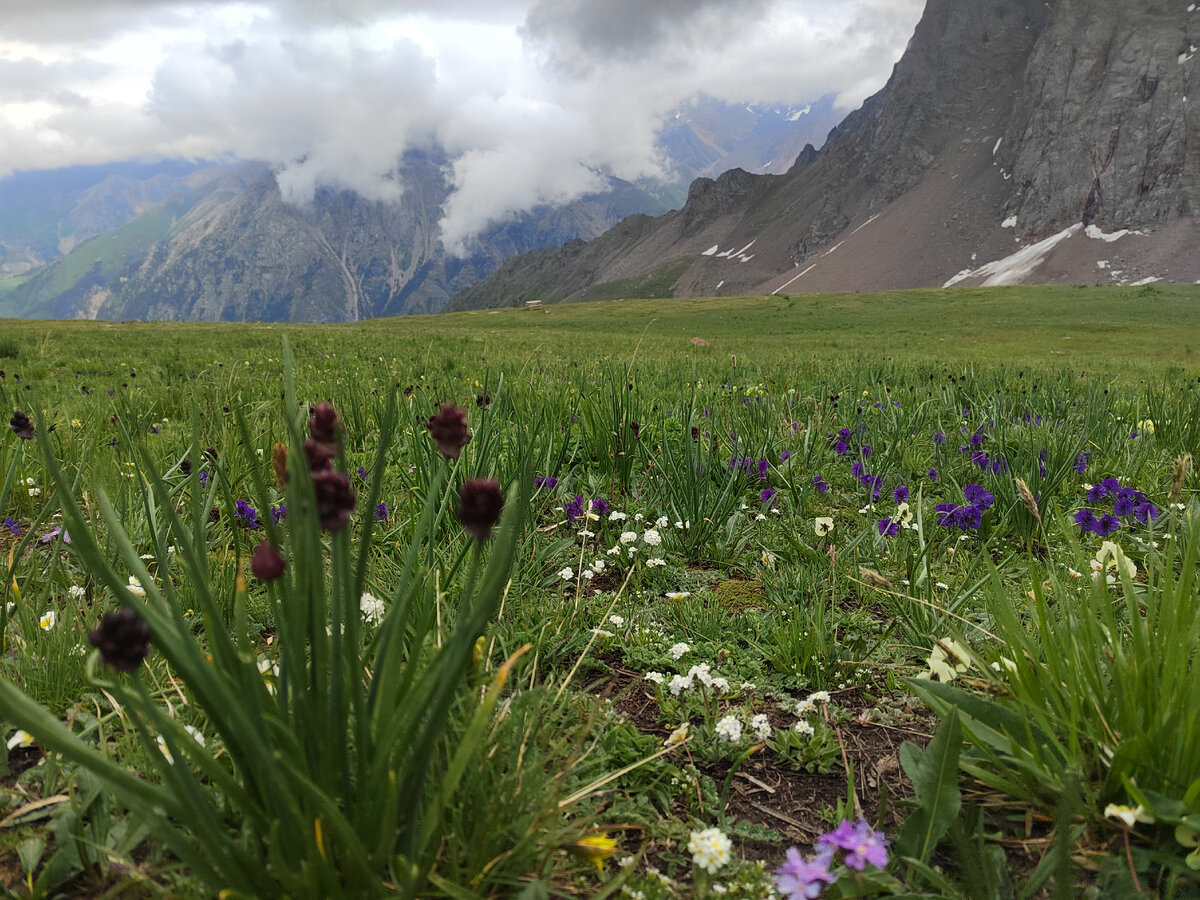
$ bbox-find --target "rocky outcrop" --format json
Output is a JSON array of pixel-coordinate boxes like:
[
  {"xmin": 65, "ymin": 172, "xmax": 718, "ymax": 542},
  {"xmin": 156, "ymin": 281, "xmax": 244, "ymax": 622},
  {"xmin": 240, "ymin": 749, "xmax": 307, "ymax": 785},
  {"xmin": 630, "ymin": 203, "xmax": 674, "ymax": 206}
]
[{"xmin": 454, "ymin": 0, "xmax": 1200, "ymax": 306}]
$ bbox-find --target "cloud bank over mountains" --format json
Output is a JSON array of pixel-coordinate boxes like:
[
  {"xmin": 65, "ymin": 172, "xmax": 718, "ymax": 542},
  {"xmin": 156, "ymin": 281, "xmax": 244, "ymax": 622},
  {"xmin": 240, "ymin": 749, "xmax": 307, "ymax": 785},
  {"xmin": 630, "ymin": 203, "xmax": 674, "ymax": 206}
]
[{"xmin": 0, "ymin": 0, "xmax": 922, "ymax": 252}]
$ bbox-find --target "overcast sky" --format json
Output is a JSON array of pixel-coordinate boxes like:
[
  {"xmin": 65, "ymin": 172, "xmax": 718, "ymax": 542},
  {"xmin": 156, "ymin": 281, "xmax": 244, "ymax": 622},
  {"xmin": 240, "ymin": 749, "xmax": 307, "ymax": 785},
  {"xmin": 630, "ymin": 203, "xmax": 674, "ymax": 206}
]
[{"xmin": 0, "ymin": 0, "xmax": 924, "ymax": 250}]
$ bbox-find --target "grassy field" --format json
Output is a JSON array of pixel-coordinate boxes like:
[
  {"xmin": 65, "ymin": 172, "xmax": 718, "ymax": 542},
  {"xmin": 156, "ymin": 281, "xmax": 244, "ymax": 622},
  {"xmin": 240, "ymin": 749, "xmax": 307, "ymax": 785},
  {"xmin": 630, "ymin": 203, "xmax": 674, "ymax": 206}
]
[{"xmin": 0, "ymin": 284, "xmax": 1198, "ymax": 898}]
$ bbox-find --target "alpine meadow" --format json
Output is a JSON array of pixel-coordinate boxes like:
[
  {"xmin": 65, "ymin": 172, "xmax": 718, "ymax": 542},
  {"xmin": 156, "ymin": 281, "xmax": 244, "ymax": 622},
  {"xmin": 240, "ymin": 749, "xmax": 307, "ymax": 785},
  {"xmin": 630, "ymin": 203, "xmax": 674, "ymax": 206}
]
[{"xmin": 1, "ymin": 284, "xmax": 1200, "ymax": 897}]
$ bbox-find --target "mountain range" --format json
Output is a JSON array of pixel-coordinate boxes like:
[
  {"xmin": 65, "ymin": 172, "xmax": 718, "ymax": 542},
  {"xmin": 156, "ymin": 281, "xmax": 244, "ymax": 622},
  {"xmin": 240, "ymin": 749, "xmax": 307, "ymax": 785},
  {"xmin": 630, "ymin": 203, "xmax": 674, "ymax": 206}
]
[
  {"xmin": 0, "ymin": 95, "xmax": 831, "ymax": 322},
  {"xmin": 451, "ymin": 0, "xmax": 1200, "ymax": 310}
]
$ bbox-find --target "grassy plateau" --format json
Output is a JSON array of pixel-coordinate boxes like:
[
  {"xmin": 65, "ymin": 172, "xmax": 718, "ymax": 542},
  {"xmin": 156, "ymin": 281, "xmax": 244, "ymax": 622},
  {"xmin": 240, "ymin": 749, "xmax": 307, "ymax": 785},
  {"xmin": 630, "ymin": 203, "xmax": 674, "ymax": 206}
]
[{"xmin": 0, "ymin": 283, "xmax": 1198, "ymax": 898}]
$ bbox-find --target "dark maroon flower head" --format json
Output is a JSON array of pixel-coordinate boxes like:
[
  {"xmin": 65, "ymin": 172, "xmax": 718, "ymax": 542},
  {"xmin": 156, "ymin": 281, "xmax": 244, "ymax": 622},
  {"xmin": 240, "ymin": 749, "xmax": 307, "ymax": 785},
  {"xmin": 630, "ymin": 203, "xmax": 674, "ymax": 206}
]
[
  {"xmin": 628, "ymin": 421, "xmax": 640, "ymax": 440},
  {"xmin": 180, "ymin": 459, "xmax": 192, "ymax": 476},
  {"xmin": 9, "ymin": 411, "xmax": 33, "ymax": 440},
  {"xmin": 427, "ymin": 403, "xmax": 471, "ymax": 459},
  {"xmin": 209, "ymin": 506, "xmax": 221, "ymax": 524},
  {"xmin": 308, "ymin": 402, "xmax": 343, "ymax": 447},
  {"xmin": 457, "ymin": 479, "xmax": 504, "ymax": 542},
  {"xmin": 304, "ymin": 438, "xmax": 336, "ymax": 472},
  {"xmin": 311, "ymin": 468, "xmax": 356, "ymax": 532},
  {"xmin": 204, "ymin": 446, "xmax": 218, "ymax": 461},
  {"xmin": 250, "ymin": 541, "xmax": 286, "ymax": 582},
  {"xmin": 88, "ymin": 607, "xmax": 152, "ymax": 673}
]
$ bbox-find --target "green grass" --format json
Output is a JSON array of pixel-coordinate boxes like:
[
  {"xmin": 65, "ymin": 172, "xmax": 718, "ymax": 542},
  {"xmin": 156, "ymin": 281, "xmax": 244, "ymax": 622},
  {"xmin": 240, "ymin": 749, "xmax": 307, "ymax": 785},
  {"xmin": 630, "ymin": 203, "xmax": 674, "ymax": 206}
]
[{"xmin": 0, "ymin": 284, "xmax": 1198, "ymax": 898}]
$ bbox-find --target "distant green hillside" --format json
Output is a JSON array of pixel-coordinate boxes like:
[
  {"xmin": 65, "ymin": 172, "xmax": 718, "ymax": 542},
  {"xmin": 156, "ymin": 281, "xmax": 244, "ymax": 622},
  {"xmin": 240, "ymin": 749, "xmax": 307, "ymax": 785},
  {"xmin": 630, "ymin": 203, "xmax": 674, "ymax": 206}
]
[{"xmin": 4, "ymin": 193, "xmax": 202, "ymax": 318}]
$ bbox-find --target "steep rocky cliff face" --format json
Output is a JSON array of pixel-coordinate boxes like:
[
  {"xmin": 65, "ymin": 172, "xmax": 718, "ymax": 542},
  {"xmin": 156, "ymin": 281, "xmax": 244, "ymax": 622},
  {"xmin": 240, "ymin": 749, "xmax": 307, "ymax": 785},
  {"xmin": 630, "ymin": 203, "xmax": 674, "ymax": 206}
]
[{"xmin": 452, "ymin": 0, "xmax": 1200, "ymax": 309}]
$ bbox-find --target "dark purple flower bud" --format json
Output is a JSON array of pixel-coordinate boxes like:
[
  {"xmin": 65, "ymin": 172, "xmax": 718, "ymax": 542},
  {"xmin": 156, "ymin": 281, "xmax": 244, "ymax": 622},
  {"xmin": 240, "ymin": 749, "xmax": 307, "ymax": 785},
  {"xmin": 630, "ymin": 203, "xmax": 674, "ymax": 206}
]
[
  {"xmin": 304, "ymin": 439, "xmax": 336, "ymax": 472},
  {"xmin": 427, "ymin": 403, "xmax": 470, "ymax": 459},
  {"xmin": 1075, "ymin": 454, "xmax": 1088, "ymax": 474},
  {"xmin": 928, "ymin": 468, "xmax": 939, "ymax": 482},
  {"xmin": 476, "ymin": 394, "xmax": 491, "ymax": 408},
  {"xmin": 311, "ymin": 468, "xmax": 356, "ymax": 532},
  {"xmin": 9, "ymin": 411, "xmax": 33, "ymax": 440},
  {"xmin": 204, "ymin": 446, "xmax": 218, "ymax": 461},
  {"xmin": 88, "ymin": 607, "xmax": 152, "ymax": 673},
  {"xmin": 457, "ymin": 479, "xmax": 504, "ymax": 541},
  {"xmin": 629, "ymin": 421, "xmax": 640, "ymax": 440},
  {"xmin": 374, "ymin": 502, "xmax": 388, "ymax": 522},
  {"xmin": 209, "ymin": 506, "xmax": 220, "ymax": 523},
  {"xmin": 308, "ymin": 402, "xmax": 343, "ymax": 446},
  {"xmin": 250, "ymin": 541, "xmax": 286, "ymax": 582},
  {"xmin": 180, "ymin": 459, "xmax": 192, "ymax": 476}
]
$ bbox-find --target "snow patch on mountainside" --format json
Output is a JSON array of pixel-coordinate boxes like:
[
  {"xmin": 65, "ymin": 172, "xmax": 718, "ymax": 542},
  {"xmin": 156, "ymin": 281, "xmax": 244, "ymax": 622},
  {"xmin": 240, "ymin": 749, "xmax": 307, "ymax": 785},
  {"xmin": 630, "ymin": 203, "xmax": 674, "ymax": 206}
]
[{"xmin": 944, "ymin": 224, "xmax": 1083, "ymax": 287}]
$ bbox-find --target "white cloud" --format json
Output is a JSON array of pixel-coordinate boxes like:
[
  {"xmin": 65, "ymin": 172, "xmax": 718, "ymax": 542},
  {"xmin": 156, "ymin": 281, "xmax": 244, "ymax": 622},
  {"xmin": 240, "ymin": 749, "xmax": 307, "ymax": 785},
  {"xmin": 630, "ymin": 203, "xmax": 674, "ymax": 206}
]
[{"xmin": 0, "ymin": 0, "xmax": 925, "ymax": 247}]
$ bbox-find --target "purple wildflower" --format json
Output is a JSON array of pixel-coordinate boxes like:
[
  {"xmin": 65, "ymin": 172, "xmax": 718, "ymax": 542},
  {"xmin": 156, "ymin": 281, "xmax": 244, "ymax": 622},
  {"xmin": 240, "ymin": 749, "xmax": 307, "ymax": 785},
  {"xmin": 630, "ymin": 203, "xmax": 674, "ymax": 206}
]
[
  {"xmin": 955, "ymin": 505, "xmax": 983, "ymax": 530},
  {"xmin": 963, "ymin": 485, "xmax": 995, "ymax": 511},
  {"xmin": 833, "ymin": 441, "xmax": 849, "ymax": 456},
  {"xmin": 877, "ymin": 517, "xmax": 899, "ymax": 537},
  {"xmin": 270, "ymin": 504, "xmax": 287, "ymax": 526},
  {"xmin": 534, "ymin": 476, "xmax": 558, "ymax": 490},
  {"xmin": 199, "ymin": 471, "xmax": 209, "ymax": 488},
  {"xmin": 563, "ymin": 495, "xmax": 585, "ymax": 523},
  {"xmin": 1074, "ymin": 509, "xmax": 1098, "ymax": 534},
  {"xmin": 893, "ymin": 485, "xmax": 909, "ymax": 504},
  {"xmin": 780, "ymin": 450, "xmax": 793, "ymax": 463},
  {"xmin": 591, "ymin": 498, "xmax": 610, "ymax": 516},
  {"xmin": 761, "ymin": 487, "xmax": 776, "ymax": 506},
  {"xmin": 758, "ymin": 459, "xmax": 770, "ymax": 479},
  {"xmin": 774, "ymin": 847, "xmax": 836, "ymax": 899},
  {"xmin": 234, "ymin": 500, "xmax": 260, "ymax": 530},
  {"xmin": 851, "ymin": 462, "xmax": 865, "ymax": 478},
  {"xmin": 1096, "ymin": 514, "xmax": 1121, "ymax": 537},
  {"xmin": 933, "ymin": 430, "xmax": 946, "ymax": 445},
  {"xmin": 818, "ymin": 820, "xmax": 889, "ymax": 871},
  {"xmin": 813, "ymin": 476, "xmax": 828, "ymax": 495},
  {"xmin": 861, "ymin": 445, "xmax": 873, "ymax": 459},
  {"xmin": 928, "ymin": 468, "xmax": 939, "ymax": 482},
  {"xmin": 1076, "ymin": 454, "xmax": 1088, "ymax": 474},
  {"xmin": 1135, "ymin": 502, "xmax": 1160, "ymax": 524},
  {"xmin": 3, "ymin": 517, "xmax": 20, "ymax": 537},
  {"xmin": 357, "ymin": 465, "xmax": 368, "ymax": 482},
  {"xmin": 374, "ymin": 502, "xmax": 389, "ymax": 522}
]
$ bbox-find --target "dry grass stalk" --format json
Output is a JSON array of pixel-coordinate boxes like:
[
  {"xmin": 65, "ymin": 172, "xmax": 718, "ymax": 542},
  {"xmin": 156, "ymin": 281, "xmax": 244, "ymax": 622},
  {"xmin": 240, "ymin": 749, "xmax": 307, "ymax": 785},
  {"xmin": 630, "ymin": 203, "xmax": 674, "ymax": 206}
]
[
  {"xmin": 1171, "ymin": 453, "xmax": 1192, "ymax": 500},
  {"xmin": 1014, "ymin": 476, "xmax": 1042, "ymax": 527}
]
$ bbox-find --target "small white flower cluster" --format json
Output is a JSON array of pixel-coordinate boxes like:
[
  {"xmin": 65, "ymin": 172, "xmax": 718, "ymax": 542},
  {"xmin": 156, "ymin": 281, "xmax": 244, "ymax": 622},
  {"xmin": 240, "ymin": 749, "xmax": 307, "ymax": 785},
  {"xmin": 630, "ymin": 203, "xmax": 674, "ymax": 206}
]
[
  {"xmin": 360, "ymin": 592, "xmax": 385, "ymax": 625},
  {"xmin": 688, "ymin": 827, "xmax": 733, "ymax": 874},
  {"xmin": 792, "ymin": 690, "xmax": 831, "ymax": 737}
]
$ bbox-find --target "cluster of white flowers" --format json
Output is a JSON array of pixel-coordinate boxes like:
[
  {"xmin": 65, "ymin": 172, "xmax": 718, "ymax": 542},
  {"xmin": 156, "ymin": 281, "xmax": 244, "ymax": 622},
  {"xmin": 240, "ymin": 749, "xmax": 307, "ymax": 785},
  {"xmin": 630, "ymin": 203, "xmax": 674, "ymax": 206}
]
[
  {"xmin": 750, "ymin": 713, "xmax": 772, "ymax": 741},
  {"xmin": 668, "ymin": 642, "xmax": 690, "ymax": 659},
  {"xmin": 688, "ymin": 827, "xmax": 733, "ymax": 874},
  {"xmin": 715, "ymin": 714, "xmax": 742, "ymax": 743},
  {"xmin": 360, "ymin": 592, "xmax": 385, "ymax": 625}
]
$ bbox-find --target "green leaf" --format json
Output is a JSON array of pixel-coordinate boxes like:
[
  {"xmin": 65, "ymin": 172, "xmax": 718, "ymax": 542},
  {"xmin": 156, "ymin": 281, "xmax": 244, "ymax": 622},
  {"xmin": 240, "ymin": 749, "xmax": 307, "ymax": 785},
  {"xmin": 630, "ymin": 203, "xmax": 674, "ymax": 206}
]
[{"xmin": 896, "ymin": 707, "xmax": 962, "ymax": 864}]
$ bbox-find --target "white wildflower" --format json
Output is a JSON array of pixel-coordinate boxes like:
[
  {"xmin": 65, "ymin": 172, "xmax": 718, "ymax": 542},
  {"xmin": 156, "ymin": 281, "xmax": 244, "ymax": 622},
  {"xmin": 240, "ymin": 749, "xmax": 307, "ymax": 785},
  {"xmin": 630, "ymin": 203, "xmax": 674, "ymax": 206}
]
[
  {"xmin": 715, "ymin": 715, "xmax": 742, "ymax": 743},
  {"xmin": 559, "ymin": 567, "xmax": 575, "ymax": 581},
  {"xmin": 39, "ymin": 610, "xmax": 57, "ymax": 631},
  {"xmin": 665, "ymin": 591, "xmax": 691, "ymax": 600},
  {"xmin": 645, "ymin": 557, "xmax": 666, "ymax": 567},
  {"xmin": 608, "ymin": 511, "xmax": 628, "ymax": 521},
  {"xmin": 360, "ymin": 593, "xmax": 385, "ymax": 625},
  {"xmin": 668, "ymin": 642, "xmax": 690, "ymax": 659},
  {"xmin": 620, "ymin": 531, "xmax": 638, "ymax": 544},
  {"xmin": 609, "ymin": 614, "xmax": 625, "ymax": 626},
  {"xmin": 642, "ymin": 529, "xmax": 662, "ymax": 546},
  {"xmin": 126, "ymin": 576, "xmax": 146, "ymax": 598},
  {"xmin": 7, "ymin": 730, "xmax": 34, "ymax": 750},
  {"xmin": 644, "ymin": 671, "xmax": 666, "ymax": 685},
  {"xmin": 793, "ymin": 720, "xmax": 815, "ymax": 737},
  {"xmin": 688, "ymin": 828, "xmax": 733, "ymax": 874},
  {"xmin": 750, "ymin": 713, "xmax": 772, "ymax": 741},
  {"xmin": 668, "ymin": 674, "xmax": 693, "ymax": 696}
]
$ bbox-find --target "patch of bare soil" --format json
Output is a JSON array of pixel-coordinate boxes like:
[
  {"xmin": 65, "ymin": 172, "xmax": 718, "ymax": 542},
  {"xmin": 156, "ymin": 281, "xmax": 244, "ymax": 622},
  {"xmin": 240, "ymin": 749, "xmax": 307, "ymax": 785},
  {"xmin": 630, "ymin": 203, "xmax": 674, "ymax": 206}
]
[{"xmin": 589, "ymin": 653, "xmax": 934, "ymax": 852}]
